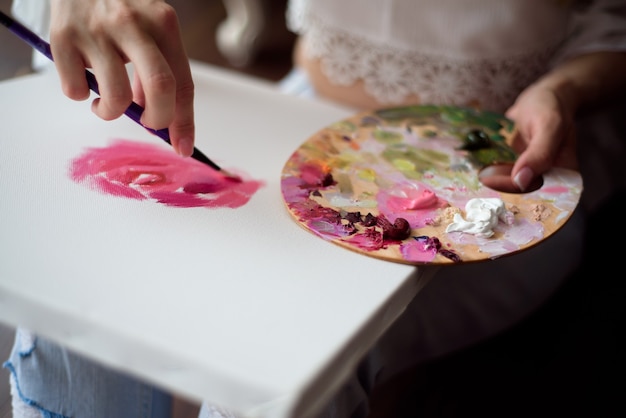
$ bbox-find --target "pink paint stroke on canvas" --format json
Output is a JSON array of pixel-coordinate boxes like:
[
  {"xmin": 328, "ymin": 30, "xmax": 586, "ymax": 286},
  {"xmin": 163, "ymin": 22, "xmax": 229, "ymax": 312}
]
[{"xmin": 69, "ymin": 139, "xmax": 264, "ymax": 208}]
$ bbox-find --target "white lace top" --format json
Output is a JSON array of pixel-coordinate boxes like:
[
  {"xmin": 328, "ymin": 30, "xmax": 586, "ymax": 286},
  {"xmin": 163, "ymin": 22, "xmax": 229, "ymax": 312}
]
[{"xmin": 287, "ymin": 0, "xmax": 626, "ymax": 112}]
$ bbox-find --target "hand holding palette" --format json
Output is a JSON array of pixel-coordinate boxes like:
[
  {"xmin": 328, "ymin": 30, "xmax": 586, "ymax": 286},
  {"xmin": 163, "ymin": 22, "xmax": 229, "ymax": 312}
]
[{"xmin": 280, "ymin": 105, "xmax": 582, "ymax": 265}]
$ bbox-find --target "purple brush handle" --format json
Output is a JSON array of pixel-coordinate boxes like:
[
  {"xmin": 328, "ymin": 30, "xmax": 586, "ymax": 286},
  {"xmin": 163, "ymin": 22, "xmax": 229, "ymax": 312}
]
[{"xmin": 0, "ymin": 10, "xmax": 221, "ymax": 171}]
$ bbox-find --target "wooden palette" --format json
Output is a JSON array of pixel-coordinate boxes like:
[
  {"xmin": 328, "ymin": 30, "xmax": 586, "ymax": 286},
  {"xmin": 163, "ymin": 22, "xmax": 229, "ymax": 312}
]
[{"xmin": 280, "ymin": 105, "xmax": 582, "ymax": 265}]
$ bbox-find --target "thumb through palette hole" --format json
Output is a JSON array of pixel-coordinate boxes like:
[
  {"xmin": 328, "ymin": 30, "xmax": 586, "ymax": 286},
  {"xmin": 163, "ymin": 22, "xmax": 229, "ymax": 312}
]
[{"xmin": 478, "ymin": 163, "xmax": 543, "ymax": 193}]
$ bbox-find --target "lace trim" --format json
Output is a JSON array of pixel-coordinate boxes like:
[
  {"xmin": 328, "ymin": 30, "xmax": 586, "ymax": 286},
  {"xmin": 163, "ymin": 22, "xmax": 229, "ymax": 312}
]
[{"xmin": 300, "ymin": 22, "xmax": 561, "ymax": 112}]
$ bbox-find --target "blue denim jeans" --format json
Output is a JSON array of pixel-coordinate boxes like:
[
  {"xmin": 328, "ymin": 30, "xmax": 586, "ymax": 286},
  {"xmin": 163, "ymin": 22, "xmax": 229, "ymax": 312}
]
[{"xmin": 4, "ymin": 329, "xmax": 172, "ymax": 418}]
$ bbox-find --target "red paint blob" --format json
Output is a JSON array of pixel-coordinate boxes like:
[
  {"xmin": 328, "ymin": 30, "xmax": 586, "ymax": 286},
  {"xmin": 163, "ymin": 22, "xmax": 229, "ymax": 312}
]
[{"xmin": 69, "ymin": 139, "xmax": 264, "ymax": 208}]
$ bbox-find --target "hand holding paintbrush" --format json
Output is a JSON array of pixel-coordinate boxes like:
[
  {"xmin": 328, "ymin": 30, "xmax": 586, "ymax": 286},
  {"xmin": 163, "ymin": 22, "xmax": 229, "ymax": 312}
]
[{"xmin": 1, "ymin": 3, "xmax": 238, "ymax": 180}]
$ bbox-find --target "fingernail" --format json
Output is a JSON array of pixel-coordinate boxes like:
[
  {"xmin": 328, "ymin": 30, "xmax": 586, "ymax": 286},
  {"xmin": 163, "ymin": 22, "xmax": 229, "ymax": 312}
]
[
  {"xmin": 513, "ymin": 166, "xmax": 534, "ymax": 192},
  {"xmin": 177, "ymin": 138, "xmax": 194, "ymax": 157}
]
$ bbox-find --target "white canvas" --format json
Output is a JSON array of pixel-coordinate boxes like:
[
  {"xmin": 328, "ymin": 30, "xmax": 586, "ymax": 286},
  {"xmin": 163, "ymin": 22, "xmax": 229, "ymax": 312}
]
[{"xmin": 0, "ymin": 62, "xmax": 420, "ymax": 417}]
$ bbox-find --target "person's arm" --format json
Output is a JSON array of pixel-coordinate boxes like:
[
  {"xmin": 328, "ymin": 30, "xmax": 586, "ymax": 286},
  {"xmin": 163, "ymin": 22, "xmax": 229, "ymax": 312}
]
[
  {"xmin": 504, "ymin": 51, "xmax": 626, "ymax": 192},
  {"xmin": 49, "ymin": 0, "xmax": 195, "ymax": 157}
]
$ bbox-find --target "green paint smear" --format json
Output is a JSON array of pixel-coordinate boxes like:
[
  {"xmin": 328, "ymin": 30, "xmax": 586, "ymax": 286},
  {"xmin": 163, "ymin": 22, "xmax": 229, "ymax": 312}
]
[
  {"xmin": 335, "ymin": 151, "xmax": 379, "ymax": 171},
  {"xmin": 373, "ymin": 105, "xmax": 518, "ymax": 168},
  {"xmin": 328, "ymin": 120, "xmax": 358, "ymax": 132},
  {"xmin": 373, "ymin": 128, "xmax": 404, "ymax": 144},
  {"xmin": 375, "ymin": 105, "xmax": 515, "ymax": 144},
  {"xmin": 382, "ymin": 145, "xmax": 450, "ymax": 180},
  {"xmin": 357, "ymin": 168, "xmax": 377, "ymax": 182},
  {"xmin": 467, "ymin": 142, "xmax": 518, "ymax": 167},
  {"xmin": 440, "ymin": 108, "xmax": 510, "ymax": 136}
]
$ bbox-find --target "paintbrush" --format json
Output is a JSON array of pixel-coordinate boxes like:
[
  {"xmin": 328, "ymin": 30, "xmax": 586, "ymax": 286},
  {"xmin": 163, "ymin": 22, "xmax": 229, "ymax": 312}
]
[{"xmin": 0, "ymin": 10, "xmax": 240, "ymax": 180}]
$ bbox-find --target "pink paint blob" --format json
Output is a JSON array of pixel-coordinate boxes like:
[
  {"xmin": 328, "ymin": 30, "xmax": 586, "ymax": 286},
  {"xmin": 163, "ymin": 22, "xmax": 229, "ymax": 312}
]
[
  {"xmin": 399, "ymin": 239, "xmax": 438, "ymax": 263},
  {"xmin": 69, "ymin": 139, "xmax": 264, "ymax": 208},
  {"xmin": 540, "ymin": 185, "xmax": 569, "ymax": 194},
  {"xmin": 345, "ymin": 228, "xmax": 385, "ymax": 251},
  {"xmin": 299, "ymin": 161, "xmax": 334, "ymax": 187},
  {"xmin": 377, "ymin": 183, "xmax": 449, "ymax": 228},
  {"xmin": 386, "ymin": 188, "xmax": 439, "ymax": 211}
]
